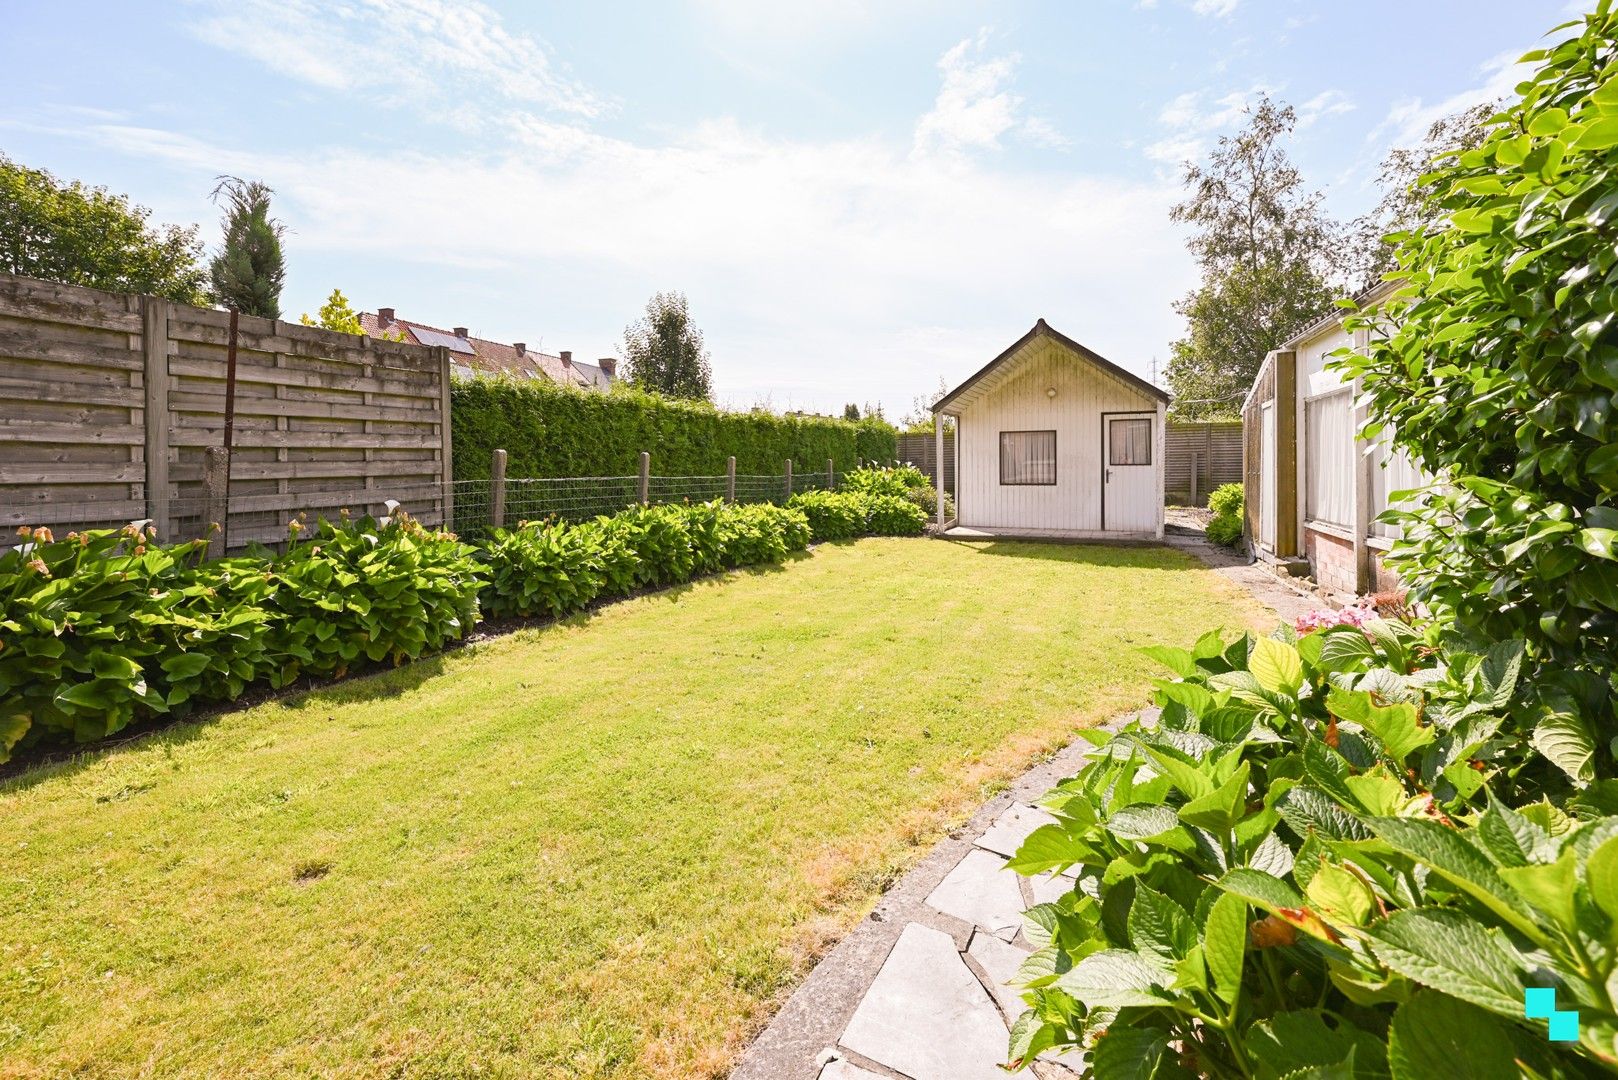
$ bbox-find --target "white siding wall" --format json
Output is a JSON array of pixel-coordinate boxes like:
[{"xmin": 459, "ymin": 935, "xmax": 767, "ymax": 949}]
[
  {"xmin": 1369, "ymin": 433, "xmax": 1430, "ymax": 540},
  {"xmin": 956, "ymin": 338, "xmax": 1159, "ymax": 531}
]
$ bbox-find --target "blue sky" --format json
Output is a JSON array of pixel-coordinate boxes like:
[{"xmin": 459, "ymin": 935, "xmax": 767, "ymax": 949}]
[{"xmin": 3, "ymin": 0, "xmax": 1577, "ymax": 417}]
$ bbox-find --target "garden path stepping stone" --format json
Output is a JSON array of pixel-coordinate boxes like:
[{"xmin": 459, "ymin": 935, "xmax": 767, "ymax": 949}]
[
  {"xmin": 964, "ymin": 930, "xmax": 1031, "ymax": 1021},
  {"xmin": 1029, "ymin": 870, "xmax": 1075, "ymax": 907},
  {"xmin": 973, "ymin": 803, "xmax": 1056, "ymax": 858},
  {"xmin": 816, "ymin": 1059, "xmax": 889, "ymax": 1080},
  {"xmin": 924, "ymin": 849, "xmax": 1025, "ymax": 940},
  {"xmin": 838, "ymin": 922, "xmax": 1012, "ymax": 1080}
]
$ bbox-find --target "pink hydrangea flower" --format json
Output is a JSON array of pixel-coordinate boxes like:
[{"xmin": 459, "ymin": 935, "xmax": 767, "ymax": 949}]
[{"xmin": 1295, "ymin": 601, "xmax": 1377, "ymax": 636}]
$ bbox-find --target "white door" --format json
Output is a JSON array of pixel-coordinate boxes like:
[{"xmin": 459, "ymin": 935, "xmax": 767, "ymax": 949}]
[
  {"xmin": 1260, "ymin": 402, "xmax": 1277, "ymax": 550},
  {"xmin": 1103, "ymin": 413, "xmax": 1157, "ymax": 532}
]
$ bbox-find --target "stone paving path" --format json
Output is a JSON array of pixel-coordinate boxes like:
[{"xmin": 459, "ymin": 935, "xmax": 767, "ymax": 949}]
[{"xmin": 729, "ymin": 536, "xmax": 1319, "ymax": 1080}]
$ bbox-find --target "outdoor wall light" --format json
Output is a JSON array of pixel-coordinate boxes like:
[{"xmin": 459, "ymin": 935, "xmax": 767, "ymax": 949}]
[{"xmin": 1046, "ymin": 386, "xmax": 1057, "ymax": 398}]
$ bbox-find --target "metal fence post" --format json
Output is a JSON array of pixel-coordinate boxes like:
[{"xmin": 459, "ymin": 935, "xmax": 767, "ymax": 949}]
[
  {"xmin": 827, "ymin": 458, "xmax": 834, "ymax": 491},
  {"xmin": 726, "ymin": 456, "xmax": 736, "ymax": 503},
  {"xmin": 202, "ymin": 445, "xmax": 228, "ymax": 558},
  {"xmin": 784, "ymin": 459, "xmax": 792, "ymax": 501},
  {"xmin": 639, "ymin": 451, "xmax": 650, "ymax": 506},
  {"xmin": 491, "ymin": 448, "xmax": 507, "ymax": 529}
]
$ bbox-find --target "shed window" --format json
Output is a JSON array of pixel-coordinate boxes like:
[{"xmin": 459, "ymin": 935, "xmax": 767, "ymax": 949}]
[
  {"xmin": 1109, "ymin": 418, "xmax": 1152, "ymax": 466},
  {"xmin": 1000, "ymin": 430, "xmax": 1057, "ymax": 485}
]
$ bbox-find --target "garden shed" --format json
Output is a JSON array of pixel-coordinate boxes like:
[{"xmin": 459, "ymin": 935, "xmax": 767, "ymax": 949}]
[{"xmin": 931, "ymin": 319, "xmax": 1168, "ymax": 540}]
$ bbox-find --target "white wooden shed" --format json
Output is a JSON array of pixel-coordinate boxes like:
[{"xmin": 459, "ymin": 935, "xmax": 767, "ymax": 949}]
[{"xmin": 931, "ymin": 320, "xmax": 1169, "ymax": 540}]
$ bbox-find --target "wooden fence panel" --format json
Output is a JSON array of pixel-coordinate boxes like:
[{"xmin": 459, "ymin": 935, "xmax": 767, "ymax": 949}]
[
  {"xmin": 895, "ymin": 431, "xmax": 955, "ymax": 492},
  {"xmin": 0, "ymin": 272, "xmax": 451, "ymax": 549},
  {"xmin": 1164, "ymin": 420, "xmax": 1243, "ymax": 506}
]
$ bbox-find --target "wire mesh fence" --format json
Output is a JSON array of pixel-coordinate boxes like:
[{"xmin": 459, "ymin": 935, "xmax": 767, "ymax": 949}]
[{"xmin": 6, "ymin": 465, "xmax": 841, "ymax": 554}]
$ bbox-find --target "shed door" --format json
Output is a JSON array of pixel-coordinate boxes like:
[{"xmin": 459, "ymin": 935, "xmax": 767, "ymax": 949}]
[{"xmin": 1103, "ymin": 413, "xmax": 1156, "ymax": 532}]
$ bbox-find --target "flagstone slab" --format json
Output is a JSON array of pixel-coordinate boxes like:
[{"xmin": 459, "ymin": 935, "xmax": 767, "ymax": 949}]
[
  {"xmin": 924, "ymin": 849, "xmax": 1026, "ymax": 941},
  {"xmin": 965, "ymin": 930, "xmax": 1031, "ymax": 1021},
  {"xmin": 838, "ymin": 923, "xmax": 1011, "ymax": 1080},
  {"xmin": 817, "ymin": 1059, "xmax": 889, "ymax": 1080},
  {"xmin": 1029, "ymin": 870, "xmax": 1076, "ymax": 907},
  {"xmin": 973, "ymin": 803, "xmax": 1057, "ymax": 858}
]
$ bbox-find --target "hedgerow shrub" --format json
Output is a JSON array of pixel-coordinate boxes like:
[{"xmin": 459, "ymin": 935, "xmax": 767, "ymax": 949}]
[
  {"xmin": 267, "ymin": 512, "xmax": 481, "ymax": 682},
  {"xmin": 789, "ymin": 490, "xmax": 866, "ymax": 541},
  {"xmin": 1207, "ymin": 481, "xmax": 1243, "ymax": 517},
  {"xmin": 0, "ymin": 514, "xmax": 481, "ymax": 763},
  {"xmin": 1005, "ymin": 621, "xmax": 1618, "ymax": 1076},
  {"xmin": 1338, "ymin": 6, "xmax": 1618, "ymax": 783},
  {"xmin": 479, "ymin": 501, "xmax": 810, "ymax": 620},
  {"xmin": 451, "ymin": 377, "xmax": 897, "ymax": 482},
  {"xmin": 863, "ymin": 494, "xmax": 927, "ymax": 536},
  {"xmin": 840, "ymin": 463, "xmax": 928, "ymax": 499},
  {"xmin": 1205, "ymin": 510, "xmax": 1243, "ymax": 547}
]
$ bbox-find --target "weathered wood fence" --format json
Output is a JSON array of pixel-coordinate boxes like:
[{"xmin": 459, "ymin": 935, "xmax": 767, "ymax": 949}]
[
  {"xmin": 0, "ymin": 272, "xmax": 452, "ymax": 549},
  {"xmin": 896, "ymin": 432, "xmax": 956, "ymax": 493},
  {"xmin": 1164, "ymin": 420, "xmax": 1243, "ymax": 506}
]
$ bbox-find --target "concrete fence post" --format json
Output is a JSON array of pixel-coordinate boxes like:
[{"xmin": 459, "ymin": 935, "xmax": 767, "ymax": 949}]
[
  {"xmin": 827, "ymin": 458, "xmax": 834, "ymax": 491},
  {"xmin": 490, "ymin": 448, "xmax": 507, "ymax": 529},
  {"xmin": 202, "ymin": 446, "xmax": 229, "ymax": 558},
  {"xmin": 784, "ymin": 459, "xmax": 792, "ymax": 501},
  {"xmin": 1189, "ymin": 450, "xmax": 1201, "ymax": 507},
  {"xmin": 726, "ymin": 456, "xmax": 736, "ymax": 503},
  {"xmin": 639, "ymin": 451, "xmax": 650, "ymax": 506}
]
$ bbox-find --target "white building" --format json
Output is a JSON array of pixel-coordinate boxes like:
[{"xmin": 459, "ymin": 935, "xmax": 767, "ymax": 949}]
[{"xmin": 931, "ymin": 320, "xmax": 1168, "ymax": 541}]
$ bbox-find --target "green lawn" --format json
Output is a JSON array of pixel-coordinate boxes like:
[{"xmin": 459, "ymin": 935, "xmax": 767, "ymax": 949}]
[{"xmin": 0, "ymin": 538, "xmax": 1268, "ymax": 1079}]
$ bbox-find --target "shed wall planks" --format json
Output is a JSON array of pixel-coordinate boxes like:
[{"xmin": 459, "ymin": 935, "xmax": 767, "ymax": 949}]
[{"xmin": 0, "ymin": 272, "xmax": 451, "ymax": 547}]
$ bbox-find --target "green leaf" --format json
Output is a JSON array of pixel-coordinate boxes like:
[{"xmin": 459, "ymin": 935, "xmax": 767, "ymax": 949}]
[
  {"xmin": 1203, "ymin": 892, "xmax": 1246, "ymax": 1005},
  {"xmin": 1006, "ymin": 824, "xmax": 1086, "ymax": 876},
  {"xmin": 1140, "ymin": 645, "xmax": 1197, "ymax": 678},
  {"xmin": 1275, "ymin": 785, "xmax": 1374, "ymax": 842},
  {"xmin": 1105, "ymin": 804, "xmax": 1183, "ymax": 841},
  {"xmin": 1127, "ymin": 885, "xmax": 1195, "ymax": 965},
  {"xmin": 1588, "ymin": 835, "xmax": 1618, "ymax": 922},
  {"xmin": 1582, "ymin": 527, "xmax": 1618, "ymax": 561},
  {"xmin": 1090, "ymin": 1026, "xmax": 1181, "ymax": 1079},
  {"xmin": 1054, "ymin": 949, "xmax": 1175, "ymax": 1009},
  {"xmin": 160, "ymin": 652, "xmax": 214, "ymax": 680},
  {"xmin": 1317, "ymin": 629, "xmax": 1377, "ymax": 672},
  {"xmin": 1247, "ymin": 1011, "xmax": 1389, "ymax": 1080},
  {"xmin": 1305, "ymin": 863, "xmax": 1375, "ymax": 927},
  {"xmin": 1387, "ymin": 990, "xmax": 1520, "ymax": 1080},
  {"xmin": 1532, "ymin": 713, "xmax": 1597, "ymax": 785},
  {"xmin": 1006, "ymin": 1008, "xmax": 1061, "ymax": 1070},
  {"xmin": 1573, "ymin": 116, "xmax": 1618, "ymax": 149},
  {"xmin": 1328, "ymin": 689, "xmax": 1432, "ymax": 761},
  {"xmin": 1369, "ymin": 817, "xmax": 1542, "ymax": 942},
  {"xmin": 1498, "ymin": 847, "xmax": 1578, "ymax": 930},
  {"xmin": 1364, "ymin": 908, "xmax": 1524, "ymax": 1017},
  {"xmin": 1178, "ymin": 761, "xmax": 1249, "ymax": 834},
  {"xmin": 1213, "ymin": 867, "xmax": 1303, "ymax": 913},
  {"xmin": 1250, "ymin": 635, "xmax": 1304, "ymax": 697},
  {"xmin": 89, "ymin": 651, "xmax": 143, "ymax": 682}
]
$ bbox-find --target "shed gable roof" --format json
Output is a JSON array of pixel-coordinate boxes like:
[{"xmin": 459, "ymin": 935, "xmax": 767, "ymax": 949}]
[{"xmin": 932, "ymin": 319, "xmax": 1168, "ymax": 416}]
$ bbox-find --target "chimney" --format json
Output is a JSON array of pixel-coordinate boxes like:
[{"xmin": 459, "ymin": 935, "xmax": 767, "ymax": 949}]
[
  {"xmin": 598, "ymin": 358, "xmax": 617, "ymax": 378},
  {"xmin": 378, "ymin": 307, "xmax": 394, "ymax": 326},
  {"xmin": 560, "ymin": 350, "xmax": 572, "ymax": 365},
  {"xmin": 453, "ymin": 326, "xmax": 468, "ymax": 338},
  {"xmin": 514, "ymin": 343, "xmax": 526, "ymax": 357}
]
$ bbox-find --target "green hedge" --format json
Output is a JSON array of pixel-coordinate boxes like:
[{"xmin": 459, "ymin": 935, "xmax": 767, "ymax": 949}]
[
  {"xmin": 0, "ymin": 500, "xmax": 820, "ymax": 765},
  {"xmin": 452, "ymin": 378, "xmax": 898, "ymax": 482}
]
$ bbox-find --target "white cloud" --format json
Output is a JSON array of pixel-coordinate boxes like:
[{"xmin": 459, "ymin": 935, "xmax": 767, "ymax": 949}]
[
  {"xmin": 912, "ymin": 31, "xmax": 1067, "ymax": 158},
  {"xmin": 188, "ymin": 0, "xmax": 605, "ymax": 122},
  {"xmin": 1297, "ymin": 89, "xmax": 1355, "ymax": 128},
  {"xmin": 1191, "ymin": 0, "xmax": 1240, "ymax": 18},
  {"xmin": 1146, "ymin": 86, "xmax": 1267, "ymax": 165},
  {"xmin": 1368, "ymin": 50, "xmax": 1523, "ymax": 150}
]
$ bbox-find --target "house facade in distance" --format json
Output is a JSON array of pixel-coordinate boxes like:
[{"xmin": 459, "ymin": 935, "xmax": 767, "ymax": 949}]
[
  {"xmin": 931, "ymin": 319, "xmax": 1168, "ymax": 541},
  {"xmin": 359, "ymin": 309, "xmax": 616, "ymax": 390}
]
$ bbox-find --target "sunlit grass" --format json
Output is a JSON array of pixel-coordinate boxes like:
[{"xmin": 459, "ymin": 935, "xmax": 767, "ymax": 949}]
[{"xmin": 0, "ymin": 538, "xmax": 1269, "ymax": 1079}]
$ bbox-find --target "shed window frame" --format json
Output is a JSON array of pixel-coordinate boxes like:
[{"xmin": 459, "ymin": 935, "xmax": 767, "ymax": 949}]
[
  {"xmin": 999, "ymin": 429, "xmax": 1058, "ymax": 486},
  {"xmin": 1108, "ymin": 418, "xmax": 1153, "ymax": 466}
]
